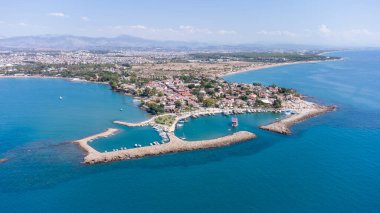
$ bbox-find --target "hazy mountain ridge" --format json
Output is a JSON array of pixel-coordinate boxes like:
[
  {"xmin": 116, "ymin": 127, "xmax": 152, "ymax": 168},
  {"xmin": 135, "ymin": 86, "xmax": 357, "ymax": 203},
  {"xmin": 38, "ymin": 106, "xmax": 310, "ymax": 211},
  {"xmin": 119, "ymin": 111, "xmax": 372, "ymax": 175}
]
[
  {"xmin": 0, "ymin": 35, "xmax": 209, "ymax": 50},
  {"xmin": 0, "ymin": 35, "xmax": 345, "ymax": 52}
]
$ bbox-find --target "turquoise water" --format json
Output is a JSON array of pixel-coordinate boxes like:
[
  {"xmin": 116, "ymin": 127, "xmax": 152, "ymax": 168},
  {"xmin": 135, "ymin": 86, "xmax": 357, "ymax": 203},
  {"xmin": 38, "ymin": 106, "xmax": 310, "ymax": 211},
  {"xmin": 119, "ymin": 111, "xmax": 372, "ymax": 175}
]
[
  {"xmin": 175, "ymin": 113, "xmax": 286, "ymax": 141},
  {"xmin": 1, "ymin": 51, "xmax": 380, "ymax": 212},
  {"xmin": 91, "ymin": 126, "xmax": 162, "ymax": 152}
]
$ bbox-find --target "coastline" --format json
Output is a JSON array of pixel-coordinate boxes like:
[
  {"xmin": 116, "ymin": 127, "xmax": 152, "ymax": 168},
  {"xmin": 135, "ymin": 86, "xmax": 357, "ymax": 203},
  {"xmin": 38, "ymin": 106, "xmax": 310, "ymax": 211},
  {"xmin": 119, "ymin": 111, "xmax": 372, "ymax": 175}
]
[
  {"xmin": 0, "ymin": 75, "xmax": 110, "ymax": 85},
  {"xmin": 220, "ymin": 59, "xmax": 341, "ymax": 77},
  {"xmin": 2, "ymin": 58, "xmax": 339, "ymax": 164}
]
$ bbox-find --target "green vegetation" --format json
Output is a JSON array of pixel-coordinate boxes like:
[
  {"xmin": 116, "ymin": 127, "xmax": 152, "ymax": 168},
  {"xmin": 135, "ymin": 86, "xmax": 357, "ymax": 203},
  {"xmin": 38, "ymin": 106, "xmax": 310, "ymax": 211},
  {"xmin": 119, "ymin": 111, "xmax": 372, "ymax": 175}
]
[
  {"xmin": 278, "ymin": 87, "xmax": 297, "ymax": 95},
  {"xmin": 3, "ymin": 63, "xmax": 123, "ymax": 83},
  {"xmin": 140, "ymin": 87, "xmax": 158, "ymax": 97},
  {"xmin": 109, "ymin": 81, "xmax": 118, "ymax": 89},
  {"xmin": 203, "ymin": 98, "xmax": 216, "ymax": 107},
  {"xmin": 154, "ymin": 115, "xmax": 176, "ymax": 126},
  {"xmin": 189, "ymin": 52, "xmax": 340, "ymax": 63},
  {"xmin": 177, "ymin": 75, "xmax": 197, "ymax": 83},
  {"xmin": 254, "ymin": 99, "xmax": 270, "ymax": 107},
  {"xmin": 175, "ymin": 100, "xmax": 182, "ymax": 109},
  {"xmin": 146, "ymin": 102, "xmax": 165, "ymax": 114},
  {"xmin": 272, "ymin": 99, "xmax": 282, "ymax": 108}
]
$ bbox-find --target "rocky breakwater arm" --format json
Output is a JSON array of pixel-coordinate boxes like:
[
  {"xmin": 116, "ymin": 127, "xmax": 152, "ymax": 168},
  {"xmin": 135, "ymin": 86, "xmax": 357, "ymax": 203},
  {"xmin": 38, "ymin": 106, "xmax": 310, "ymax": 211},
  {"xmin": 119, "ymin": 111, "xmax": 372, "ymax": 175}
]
[
  {"xmin": 73, "ymin": 128, "xmax": 119, "ymax": 155},
  {"xmin": 113, "ymin": 119, "xmax": 153, "ymax": 127},
  {"xmin": 82, "ymin": 131, "xmax": 256, "ymax": 164},
  {"xmin": 260, "ymin": 105, "xmax": 336, "ymax": 134}
]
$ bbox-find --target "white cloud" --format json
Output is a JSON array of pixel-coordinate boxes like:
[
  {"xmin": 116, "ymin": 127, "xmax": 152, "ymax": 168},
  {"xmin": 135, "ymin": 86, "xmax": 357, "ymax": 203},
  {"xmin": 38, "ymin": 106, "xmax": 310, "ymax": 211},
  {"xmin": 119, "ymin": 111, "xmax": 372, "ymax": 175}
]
[
  {"xmin": 48, "ymin": 12, "xmax": 67, "ymax": 17},
  {"xmin": 179, "ymin": 25, "xmax": 212, "ymax": 34},
  {"xmin": 217, "ymin": 30, "xmax": 237, "ymax": 35},
  {"xmin": 129, "ymin": 25, "xmax": 147, "ymax": 30},
  {"xmin": 254, "ymin": 25, "xmax": 380, "ymax": 46},
  {"xmin": 318, "ymin": 24, "xmax": 378, "ymax": 40},
  {"xmin": 81, "ymin": 16, "xmax": 90, "ymax": 22},
  {"xmin": 18, "ymin": 22, "xmax": 27, "ymax": 26},
  {"xmin": 99, "ymin": 25, "xmax": 237, "ymax": 42},
  {"xmin": 257, "ymin": 30, "xmax": 297, "ymax": 37},
  {"xmin": 319, "ymin": 24, "xmax": 331, "ymax": 34}
]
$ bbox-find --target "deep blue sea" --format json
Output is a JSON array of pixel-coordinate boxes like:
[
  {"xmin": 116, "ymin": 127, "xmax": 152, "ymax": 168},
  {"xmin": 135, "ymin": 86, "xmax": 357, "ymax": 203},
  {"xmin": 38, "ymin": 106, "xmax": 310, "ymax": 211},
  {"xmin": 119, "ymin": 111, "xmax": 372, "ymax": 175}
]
[{"xmin": 1, "ymin": 50, "xmax": 379, "ymax": 212}]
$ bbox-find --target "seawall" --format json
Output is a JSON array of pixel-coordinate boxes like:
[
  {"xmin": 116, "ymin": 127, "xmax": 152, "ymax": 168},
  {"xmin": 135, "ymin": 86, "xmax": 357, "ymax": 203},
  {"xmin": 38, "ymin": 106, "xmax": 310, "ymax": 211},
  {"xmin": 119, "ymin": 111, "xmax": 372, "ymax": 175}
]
[
  {"xmin": 74, "ymin": 130, "xmax": 256, "ymax": 164},
  {"xmin": 260, "ymin": 105, "xmax": 336, "ymax": 134}
]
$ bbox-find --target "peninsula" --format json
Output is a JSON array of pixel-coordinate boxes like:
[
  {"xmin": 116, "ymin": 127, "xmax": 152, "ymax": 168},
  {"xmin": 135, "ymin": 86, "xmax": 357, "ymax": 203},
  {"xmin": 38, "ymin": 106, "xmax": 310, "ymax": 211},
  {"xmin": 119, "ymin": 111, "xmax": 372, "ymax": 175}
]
[{"xmin": 1, "ymin": 49, "xmax": 338, "ymax": 163}]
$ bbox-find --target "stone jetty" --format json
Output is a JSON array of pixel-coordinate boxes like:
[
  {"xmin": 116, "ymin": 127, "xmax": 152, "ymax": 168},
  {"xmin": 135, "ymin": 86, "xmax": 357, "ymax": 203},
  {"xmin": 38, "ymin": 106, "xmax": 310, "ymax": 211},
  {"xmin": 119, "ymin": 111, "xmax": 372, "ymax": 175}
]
[
  {"xmin": 74, "ymin": 128, "xmax": 119, "ymax": 155},
  {"xmin": 74, "ymin": 130, "xmax": 256, "ymax": 164},
  {"xmin": 260, "ymin": 105, "xmax": 336, "ymax": 134}
]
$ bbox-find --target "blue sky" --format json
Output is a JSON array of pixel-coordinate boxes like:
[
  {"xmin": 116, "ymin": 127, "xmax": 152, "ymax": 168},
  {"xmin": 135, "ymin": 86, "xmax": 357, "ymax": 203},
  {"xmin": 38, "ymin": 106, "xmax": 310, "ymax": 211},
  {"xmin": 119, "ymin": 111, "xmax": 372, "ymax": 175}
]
[{"xmin": 1, "ymin": 0, "xmax": 379, "ymax": 46}]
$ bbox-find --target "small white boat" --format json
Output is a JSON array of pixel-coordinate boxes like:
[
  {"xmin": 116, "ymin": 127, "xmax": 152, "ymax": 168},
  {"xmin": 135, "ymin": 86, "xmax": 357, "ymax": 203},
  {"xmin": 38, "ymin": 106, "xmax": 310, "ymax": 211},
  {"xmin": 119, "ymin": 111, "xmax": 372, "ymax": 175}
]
[
  {"xmin": 120, "ymin": 108, "xmax": 123, "ymax": 111},
  {"xmin": 284, "ymin": 109, "xmax": 293, "ymax": 116},
  {"xmin": 231, "ymin": 117, "xmax": 238, "ymax": 127},
  {"xmin": 59, "ymin": 96, "xmax": 63, "ymax": 100}
]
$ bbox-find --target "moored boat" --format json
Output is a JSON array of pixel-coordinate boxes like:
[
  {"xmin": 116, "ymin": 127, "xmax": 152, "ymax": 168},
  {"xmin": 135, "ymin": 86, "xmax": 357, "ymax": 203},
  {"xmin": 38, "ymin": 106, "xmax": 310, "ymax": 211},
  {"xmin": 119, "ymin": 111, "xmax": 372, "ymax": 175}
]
[{"xmin": 231, "ymin": 117, "xmax": 238, "ymax": 127}]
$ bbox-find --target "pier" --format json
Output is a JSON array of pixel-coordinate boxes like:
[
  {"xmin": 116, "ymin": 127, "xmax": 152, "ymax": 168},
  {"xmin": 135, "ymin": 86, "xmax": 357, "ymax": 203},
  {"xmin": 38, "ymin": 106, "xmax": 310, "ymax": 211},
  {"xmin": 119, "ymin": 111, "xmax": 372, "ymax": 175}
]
[
  {"xmin": 260, "ymin": 105, "xmax": 336, "ymax": 134},
  {"xmin": 74, "ymin": 128, "xmax": 119, "ymax": 155},
  {"xmin": 74, "ymin": 130, "xmax": 256, "ymax": 164}
]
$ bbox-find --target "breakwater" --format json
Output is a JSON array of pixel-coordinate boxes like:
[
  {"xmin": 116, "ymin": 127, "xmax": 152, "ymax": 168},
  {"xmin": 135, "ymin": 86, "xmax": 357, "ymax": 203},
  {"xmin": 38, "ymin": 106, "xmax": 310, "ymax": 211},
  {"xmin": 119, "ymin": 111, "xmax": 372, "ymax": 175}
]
[
  {"xmin": 74, "ymin": 130, "xmax": 256, "ymax": 164},
  {"xmin": 260, "ymin": 105, "xmax": 336, "ymax": 134},
  {"xmin": 74, "ymin": 128, "xmax": 119, "ymax": 155}
]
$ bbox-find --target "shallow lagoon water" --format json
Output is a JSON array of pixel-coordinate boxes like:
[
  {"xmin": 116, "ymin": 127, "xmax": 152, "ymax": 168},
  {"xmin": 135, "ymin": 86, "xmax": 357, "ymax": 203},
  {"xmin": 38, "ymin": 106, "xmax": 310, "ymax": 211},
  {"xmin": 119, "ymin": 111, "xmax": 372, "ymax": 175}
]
[{"xmin": 1, "ymin": 50, "xmax": 380, "ymax": 212}]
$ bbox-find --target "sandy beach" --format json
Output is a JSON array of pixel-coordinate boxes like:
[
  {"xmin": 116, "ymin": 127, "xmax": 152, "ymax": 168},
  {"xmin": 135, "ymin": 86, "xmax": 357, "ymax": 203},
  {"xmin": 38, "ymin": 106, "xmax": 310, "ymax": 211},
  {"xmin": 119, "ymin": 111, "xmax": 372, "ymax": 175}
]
[{"xmin": 220, "ymin": 60, "xmax": 325, "ymax": 77}]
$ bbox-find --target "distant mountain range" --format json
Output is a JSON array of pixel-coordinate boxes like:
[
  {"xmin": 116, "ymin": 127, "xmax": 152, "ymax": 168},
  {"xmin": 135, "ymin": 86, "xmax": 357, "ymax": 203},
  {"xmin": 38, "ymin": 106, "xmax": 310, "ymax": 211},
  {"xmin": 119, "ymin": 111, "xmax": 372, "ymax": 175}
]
[
  {"xmin": 0, "ymin": 35, "xmax": 211, "ymax": 50},
  {"xmin": 0, "ymin": 35, "xmax": 343, "ymax": 52}
]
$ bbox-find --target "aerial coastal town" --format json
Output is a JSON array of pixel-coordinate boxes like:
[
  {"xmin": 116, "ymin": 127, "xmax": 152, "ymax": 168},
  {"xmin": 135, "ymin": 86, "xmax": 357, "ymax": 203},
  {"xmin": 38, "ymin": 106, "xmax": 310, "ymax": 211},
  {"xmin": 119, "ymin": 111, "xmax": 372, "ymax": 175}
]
[
  {"xmin": 0, "ymin": 49, "xmax": 337, "ymax": 116},
  {"xmin": 122, "ymin": 77, "xmax": 292, "ymax": 114},
  {"xmin": 1, "ymin": 49, "xmax": 337, "ymax": 163}
]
